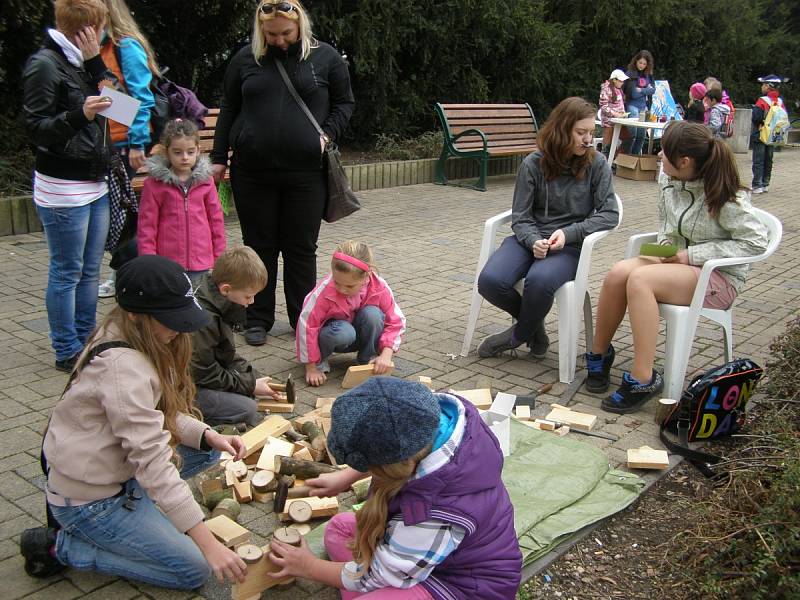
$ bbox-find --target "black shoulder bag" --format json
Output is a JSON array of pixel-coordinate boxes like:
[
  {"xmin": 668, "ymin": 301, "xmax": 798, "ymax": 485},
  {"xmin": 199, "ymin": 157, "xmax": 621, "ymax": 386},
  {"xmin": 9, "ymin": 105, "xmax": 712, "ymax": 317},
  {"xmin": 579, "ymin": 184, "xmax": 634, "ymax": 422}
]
[{"xmin": 274, "ymin": 59, "xmax": 361, "ymax": 223}]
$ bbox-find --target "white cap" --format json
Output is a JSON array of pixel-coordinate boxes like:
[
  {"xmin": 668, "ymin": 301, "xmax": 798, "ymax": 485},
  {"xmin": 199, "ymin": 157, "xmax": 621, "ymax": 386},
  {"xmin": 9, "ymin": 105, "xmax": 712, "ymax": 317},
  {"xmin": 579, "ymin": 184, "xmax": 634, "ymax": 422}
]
[{"xmin": 609, "ymin": 69, "xmax": 629, "ymax": 82}]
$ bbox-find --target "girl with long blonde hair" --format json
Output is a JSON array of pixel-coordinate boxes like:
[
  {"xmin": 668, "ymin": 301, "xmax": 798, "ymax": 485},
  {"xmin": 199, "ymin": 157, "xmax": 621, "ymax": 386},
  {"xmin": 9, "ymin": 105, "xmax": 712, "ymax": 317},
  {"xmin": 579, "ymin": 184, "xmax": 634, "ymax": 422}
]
[
  {"xmin": 21, "ymin": 256, "xmax": 248, "ymax": 588},
  {"xmin": 269, "ymin": 377, "xmax": 523, "ymax": 599}
]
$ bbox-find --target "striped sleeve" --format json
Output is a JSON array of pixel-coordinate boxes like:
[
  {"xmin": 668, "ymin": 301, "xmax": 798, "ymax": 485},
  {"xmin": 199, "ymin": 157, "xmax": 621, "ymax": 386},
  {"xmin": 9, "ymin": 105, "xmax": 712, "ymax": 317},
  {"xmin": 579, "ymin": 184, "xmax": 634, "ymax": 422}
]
[{"xmin": 341, "ymin": 517, "xmax": 466, "ymax": 593}]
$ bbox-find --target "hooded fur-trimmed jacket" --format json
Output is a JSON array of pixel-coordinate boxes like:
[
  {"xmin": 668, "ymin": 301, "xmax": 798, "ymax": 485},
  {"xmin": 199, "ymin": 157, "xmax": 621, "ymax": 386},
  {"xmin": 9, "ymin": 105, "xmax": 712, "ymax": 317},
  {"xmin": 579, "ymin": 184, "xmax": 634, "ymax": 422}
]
[{"xmin": 138, "ymin": 154, "xmax": 226, "ymax": 272}]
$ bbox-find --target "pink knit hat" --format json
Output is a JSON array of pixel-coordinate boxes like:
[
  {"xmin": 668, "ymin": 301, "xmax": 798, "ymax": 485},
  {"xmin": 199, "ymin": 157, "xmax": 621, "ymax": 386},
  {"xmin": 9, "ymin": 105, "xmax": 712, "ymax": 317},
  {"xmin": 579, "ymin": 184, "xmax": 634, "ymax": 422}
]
[{"xmin": 690, "ymin": 82, "xmax": 707, "ymax": 101}]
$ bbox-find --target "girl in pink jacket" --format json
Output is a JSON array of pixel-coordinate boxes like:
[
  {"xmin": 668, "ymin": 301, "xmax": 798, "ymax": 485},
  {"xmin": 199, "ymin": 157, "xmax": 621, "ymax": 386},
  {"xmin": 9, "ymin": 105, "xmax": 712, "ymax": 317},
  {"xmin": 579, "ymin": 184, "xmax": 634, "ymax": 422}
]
[
  {"xmin": 297, "ymin": 241, "xmax": 406, "ymax": 386},
  {"xmin": 138, "ymin": 119, "xmax": 226, "ymax": 286}
]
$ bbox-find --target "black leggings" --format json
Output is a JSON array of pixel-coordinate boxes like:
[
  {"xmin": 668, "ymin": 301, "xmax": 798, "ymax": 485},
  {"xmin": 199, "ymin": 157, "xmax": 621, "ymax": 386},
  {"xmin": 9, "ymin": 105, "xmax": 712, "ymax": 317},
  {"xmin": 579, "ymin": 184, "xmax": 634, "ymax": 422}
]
[{"xmin": 230, "ymin": 164, "xmax": 326, "ymax": 330}]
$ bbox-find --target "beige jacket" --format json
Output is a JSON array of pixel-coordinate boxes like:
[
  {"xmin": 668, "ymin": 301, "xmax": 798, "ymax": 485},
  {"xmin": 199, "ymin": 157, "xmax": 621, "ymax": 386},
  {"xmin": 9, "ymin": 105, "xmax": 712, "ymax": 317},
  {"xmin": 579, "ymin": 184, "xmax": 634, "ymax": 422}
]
[
  {"xmin": 43, "ymin": 325, "xmax": 208, "ymax": 533},
  {"xmin": 657, "ymin": 173, "xmax": 769, "ymax": 292}
]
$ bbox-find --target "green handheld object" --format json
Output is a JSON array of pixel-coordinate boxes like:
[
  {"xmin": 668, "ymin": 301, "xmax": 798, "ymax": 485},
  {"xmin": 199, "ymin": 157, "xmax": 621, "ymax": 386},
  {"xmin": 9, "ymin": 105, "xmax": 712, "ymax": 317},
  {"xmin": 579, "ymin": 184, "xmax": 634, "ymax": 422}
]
[{"xmin": 640, "ymin": 243, "xmax": 677, "ymax": 257}]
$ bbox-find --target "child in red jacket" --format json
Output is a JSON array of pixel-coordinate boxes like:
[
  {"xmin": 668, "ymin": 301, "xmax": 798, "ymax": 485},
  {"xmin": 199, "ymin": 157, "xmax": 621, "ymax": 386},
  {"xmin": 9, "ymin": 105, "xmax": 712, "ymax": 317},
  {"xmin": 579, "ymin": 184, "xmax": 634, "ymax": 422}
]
[{"xmin": 138, "ymin": 119, "xmax": 226, "ymax": 286}]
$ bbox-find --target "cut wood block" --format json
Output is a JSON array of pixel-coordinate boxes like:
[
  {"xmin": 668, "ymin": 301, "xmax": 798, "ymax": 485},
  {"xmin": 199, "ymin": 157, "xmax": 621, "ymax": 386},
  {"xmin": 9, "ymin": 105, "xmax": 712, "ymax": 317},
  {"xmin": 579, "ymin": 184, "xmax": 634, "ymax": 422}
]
[
  {"xmin": 233, "ymin": 480, "xmax": 253, "ymax": 503},
  {"xmin": 243, "ymin": 451, "xmax": 260, "ymax": 466},
  {"xmin": 225, "ymin": 468, "xmax": 238, "ymax": 488},
  {"xmin": 280, "ymin": 496, "xmax": 339, "ymax": 521},
  {"xmin": 287, "ymin": 499, "xmax": 313, "ymax": 523},
  {"xmin": 256, "ymin": 437, "xmax": 296, "ymax": 471},
  {"xmin": 342, "ymin": 362, "xmax": 394, "ymax": 389},
  {"xmin": 293, "ymin": 409, "xmax": 323, "ymax": 431},
  {"xmin": 205, "ymin": 514, "xmax": 250, "ymax": 547},
  {"xmin": 452, "ymin": 388, "xmax": 492, "ymax": 409},
  {"xmin": 286, "ymin": 523, "xmax": 311, "ymax": 536},
  {"xmin": 546, "ymin": 404, "xmax": 597, "ymax": 431},
  {"xmin": 315, "ymin": 397, "xmax": 336, "ymax": 409},
  {"xmin": 417, "ymin": 375, "xmax": 434, "ymax": 390},
  {"xmin": 257, "ymin": 400, "xmax": 295, "ymax": 414},
  {"xmin": 241, "ymin": 415, "xmax": 292, "ymax": 458},
  {"xmin": 292, "ymin": 446, "xmax": 313, "ymax": 461},
  {"xmin": 534, "ymin": 418, "xmax": 556, "ymax": 430},
  {"xmin": 251, "ymin": 470, "xmax": 276, "ymax": 492},
  {"xmin": 231, "ymin": 543, "xmax": 293, "ymax": 600},
  {"xmin": 627, "ymin": 446, "xmax": 670, "ymax": 470},
  {"xmin": 514, "ymin": 405, "xmax": 531, "ymax": 421}
]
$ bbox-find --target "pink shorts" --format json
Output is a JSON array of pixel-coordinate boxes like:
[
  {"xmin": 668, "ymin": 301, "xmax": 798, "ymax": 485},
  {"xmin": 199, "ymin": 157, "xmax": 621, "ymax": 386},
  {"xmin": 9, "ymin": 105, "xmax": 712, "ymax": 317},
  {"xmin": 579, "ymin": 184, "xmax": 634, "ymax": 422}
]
[{"xmin": 691, "ymin": 268, "xmax": 737, "ymax": 310}]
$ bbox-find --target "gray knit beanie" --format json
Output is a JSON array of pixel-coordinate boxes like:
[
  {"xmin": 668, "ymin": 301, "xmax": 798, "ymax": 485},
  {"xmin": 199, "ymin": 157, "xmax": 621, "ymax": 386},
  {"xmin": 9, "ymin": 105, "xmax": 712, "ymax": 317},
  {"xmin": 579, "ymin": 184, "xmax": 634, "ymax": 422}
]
[{"xmin": 327, "ymin": 377, "xmax": 441, "ymax": 472}]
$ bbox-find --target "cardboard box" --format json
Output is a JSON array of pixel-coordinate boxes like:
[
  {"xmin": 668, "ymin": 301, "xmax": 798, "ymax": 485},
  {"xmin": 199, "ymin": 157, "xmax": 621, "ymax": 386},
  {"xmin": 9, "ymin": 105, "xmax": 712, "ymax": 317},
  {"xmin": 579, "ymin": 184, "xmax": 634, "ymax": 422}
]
[
  {"xmin": 614, "ymin": 154, "xmax": 658, "ymax": 181},
  {"xmin": 480, "ymin": 392, "xmax": 516, "ymax": 456}
]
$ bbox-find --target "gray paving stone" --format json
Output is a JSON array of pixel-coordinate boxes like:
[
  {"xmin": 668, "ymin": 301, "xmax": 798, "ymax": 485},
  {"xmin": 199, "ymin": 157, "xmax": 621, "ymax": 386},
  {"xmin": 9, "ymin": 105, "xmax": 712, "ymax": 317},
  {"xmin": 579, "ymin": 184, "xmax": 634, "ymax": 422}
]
[{"xmin": 21, "ymin": 579, "xmax": 82, "ymax": 600}]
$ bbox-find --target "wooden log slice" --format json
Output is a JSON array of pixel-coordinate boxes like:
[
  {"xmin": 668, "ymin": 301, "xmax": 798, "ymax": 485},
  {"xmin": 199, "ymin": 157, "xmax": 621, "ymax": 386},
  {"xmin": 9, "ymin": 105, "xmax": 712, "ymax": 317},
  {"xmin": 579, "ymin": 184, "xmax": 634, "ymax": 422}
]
[
  {"xmin": 273, "ymin": 526, "xmax": 302, "ymax": 547},
  {"xmin": 251, "ymin": 470, "xmax": 276, "ymax": 492},
  {"xmin": 287, "ymin": 499, "xmax": 312, "ymax": 524},
  {"xmin": 236, "ymin": 543, "xmax": 263, "ymax": 564}
]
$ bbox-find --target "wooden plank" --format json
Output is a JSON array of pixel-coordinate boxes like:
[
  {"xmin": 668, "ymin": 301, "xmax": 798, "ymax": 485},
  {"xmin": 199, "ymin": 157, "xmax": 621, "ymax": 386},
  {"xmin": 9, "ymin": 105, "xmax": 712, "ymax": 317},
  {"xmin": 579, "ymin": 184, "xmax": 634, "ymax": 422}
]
[
  {"xmin": 514, "ymin": 405, "xmax": 531, "ymax": 421},
  {"xmin": 342, "ymin": 363, "xmax": 395, "ymax": 389},
  {"xmin": 533, "ymin": 418, "xmax": 555, "ymax": 430},
  {"xmin": 443, "ymin": 108, "xmax": 532, "ymax": 118},
  {"xmin": 545, "ymin": 404, "xmax": 597, "ymax": 431},
  {"xmin": 292, "ymin": 446, "xmax": 313, "ymax": 461},
  {"xmin": 627, "ymin": 446, "xmax": 669, "ymax": 470},
  {"xmin": 450, "ymin": 124, "xmax": 536, "ymax": 135},
  {"xmin": 231, "ymin": 543, "xmax": 294, "ymax": 600},
  {"xmin": 256, "ymin": 437, "xmax": 296, "ymax": 471},
  {"xmin": 315, "ymin": 397, "xmax": 336, "ymax": 409},
  {"xmin": 279, "ymin": 496, "xmax": 339, "ymax": 521},
  {"xmin": 205, "ymin": 514, "xmax": 250, "ymax": 547},
  {"xmin": 451, "ymin": 388, "xmax": 492, "ymax": 409},
  {"xmin": 441, "ymin": 103, "xmax": 530, "ymax": 109},
  {"xmin": 257, "ymin": 400, "xmax": 295, "ymax": 413},
  {"xmin": 241, "ymin": 415, "xmax": 292, "ymax": 458}
]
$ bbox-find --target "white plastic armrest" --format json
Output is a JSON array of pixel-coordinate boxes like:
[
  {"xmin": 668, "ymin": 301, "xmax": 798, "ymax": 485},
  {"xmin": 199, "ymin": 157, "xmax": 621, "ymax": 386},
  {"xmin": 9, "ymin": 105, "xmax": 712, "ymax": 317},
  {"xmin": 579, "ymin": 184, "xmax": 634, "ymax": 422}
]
[
  {"xmin": 474, "ymin": 210, "xmax": 512, "ymax": 275},
  {"xmin": 625, "ymin": 232, "xmax": 658, "ymax": 259}
]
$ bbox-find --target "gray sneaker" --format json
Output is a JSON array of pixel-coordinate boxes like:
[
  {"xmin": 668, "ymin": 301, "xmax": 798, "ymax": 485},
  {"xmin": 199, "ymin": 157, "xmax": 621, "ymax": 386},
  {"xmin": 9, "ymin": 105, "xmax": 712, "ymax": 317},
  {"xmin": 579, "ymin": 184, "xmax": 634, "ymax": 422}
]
[
  {"xmin": 98, "ymin": 278, "xmax": 115, "ymax": 298},
  {"xmin": 528, "ymin": 321, "xmax": 549, "ymax": 359},
  {"xmin": 478, "ymin": 325, "xmax": 521, "ymax": 358}
]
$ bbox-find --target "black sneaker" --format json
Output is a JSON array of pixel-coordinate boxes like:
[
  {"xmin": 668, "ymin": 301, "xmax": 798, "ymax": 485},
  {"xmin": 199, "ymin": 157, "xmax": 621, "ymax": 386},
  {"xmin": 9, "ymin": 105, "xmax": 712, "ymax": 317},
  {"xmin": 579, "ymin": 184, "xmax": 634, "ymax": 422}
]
[
  {"xmin": 244, "ymin": 326, "xmax": 267, "ymax": 346},
  {"xmin": 585, "ymin": 345, "xmax": 615, "ymax": 393},
  {"xmin": 602, "ymin": 370, "xmax": 664, "ymax": 414},
  {"xmin": 528, "ymin": 321, "xmax": 549, "ymax": 359},
  {"xmin": 54, "ymin": 353, "xmax": 79, "ymax": 373},
  {"xmin": 477, "ymin": 325, "xmax": 521, "ymax": 358},
  {"xmin": 20, "ymin": 527, "xmax": 64, "ymax": 578}
]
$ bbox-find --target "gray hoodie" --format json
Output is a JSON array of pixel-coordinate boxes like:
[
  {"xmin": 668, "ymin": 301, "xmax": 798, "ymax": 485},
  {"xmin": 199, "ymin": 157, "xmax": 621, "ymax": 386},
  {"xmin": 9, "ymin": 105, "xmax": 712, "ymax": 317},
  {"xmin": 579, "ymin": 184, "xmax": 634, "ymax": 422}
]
[{"xmin": 511, "ymin": 151, "xmax": 619, "ymax": 248}]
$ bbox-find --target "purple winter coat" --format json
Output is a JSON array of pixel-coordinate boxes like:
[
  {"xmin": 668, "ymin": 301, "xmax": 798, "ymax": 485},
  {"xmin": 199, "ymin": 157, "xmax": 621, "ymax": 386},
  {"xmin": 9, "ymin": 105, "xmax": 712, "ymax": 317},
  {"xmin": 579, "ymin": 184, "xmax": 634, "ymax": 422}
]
[{"xmin": 388, "ymin": 396, "xmax": 522, "ymax": 600}]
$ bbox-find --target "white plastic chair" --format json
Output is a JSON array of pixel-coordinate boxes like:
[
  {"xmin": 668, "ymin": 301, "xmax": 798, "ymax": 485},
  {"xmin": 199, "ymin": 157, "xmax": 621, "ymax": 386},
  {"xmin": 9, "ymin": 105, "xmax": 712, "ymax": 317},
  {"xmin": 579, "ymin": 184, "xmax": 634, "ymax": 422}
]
[
  {"xmin": 461, "ymin": 194, "xmax": 623, "ymax": 383},
  {"xmin": 624, "ymin": 207, "xmax": 782, "ymax": 399}
]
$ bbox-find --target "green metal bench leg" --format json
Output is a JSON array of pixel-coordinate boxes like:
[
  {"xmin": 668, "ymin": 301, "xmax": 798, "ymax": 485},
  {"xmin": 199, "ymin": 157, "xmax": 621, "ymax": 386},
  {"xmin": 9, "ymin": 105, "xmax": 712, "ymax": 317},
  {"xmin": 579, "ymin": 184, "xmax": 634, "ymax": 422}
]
[
  {"xmin": 434, "ymin": 148, "xmax": 450, "ymax": 185},
  {"xmin": 476, "ymin": 155, "xmax": 488, "ymax": 191}
]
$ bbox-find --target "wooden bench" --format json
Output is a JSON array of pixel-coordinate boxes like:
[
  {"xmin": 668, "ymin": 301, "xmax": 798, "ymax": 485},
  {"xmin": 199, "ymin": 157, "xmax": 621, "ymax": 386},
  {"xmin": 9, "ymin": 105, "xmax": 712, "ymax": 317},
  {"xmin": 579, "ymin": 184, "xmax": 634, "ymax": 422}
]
[
  {"xmin": 434, "ymin": 103, "xmax": 539, "ymax": 191},
  {"xmin": 131, "ymin": 108, "xmax": 225, "ymax": 194}
]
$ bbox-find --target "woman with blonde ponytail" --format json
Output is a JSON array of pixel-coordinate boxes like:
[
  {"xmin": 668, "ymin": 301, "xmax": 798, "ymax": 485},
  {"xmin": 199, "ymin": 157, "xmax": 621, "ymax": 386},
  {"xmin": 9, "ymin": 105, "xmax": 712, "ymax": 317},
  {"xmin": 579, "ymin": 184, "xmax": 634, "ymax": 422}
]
[
  {"xmin": 269, "ymin": 377, "xmax": 522, "ymax": 599},
  {"xmin": 585, "ymin": 121, "xmax": 769, "ymax": 414},
  {"xmin": 21, "ymin": 256, "xmax": 248, "ymax": 588}
]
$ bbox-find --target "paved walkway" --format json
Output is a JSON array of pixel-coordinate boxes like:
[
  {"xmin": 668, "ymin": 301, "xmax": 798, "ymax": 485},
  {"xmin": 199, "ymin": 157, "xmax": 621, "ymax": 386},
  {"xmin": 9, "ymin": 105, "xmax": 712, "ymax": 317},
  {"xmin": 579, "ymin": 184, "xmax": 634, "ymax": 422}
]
[{"xmin": 1, "ymin": 149, "xmax": 797, "ymax": 599}]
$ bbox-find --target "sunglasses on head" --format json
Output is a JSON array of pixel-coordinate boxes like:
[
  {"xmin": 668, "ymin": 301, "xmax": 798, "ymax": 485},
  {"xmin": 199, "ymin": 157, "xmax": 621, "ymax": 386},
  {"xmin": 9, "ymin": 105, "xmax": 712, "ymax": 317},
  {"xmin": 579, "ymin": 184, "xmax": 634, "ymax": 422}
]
[{"xmin": 259, "ymin": 2, "xmax": 299, "ymax": 19}]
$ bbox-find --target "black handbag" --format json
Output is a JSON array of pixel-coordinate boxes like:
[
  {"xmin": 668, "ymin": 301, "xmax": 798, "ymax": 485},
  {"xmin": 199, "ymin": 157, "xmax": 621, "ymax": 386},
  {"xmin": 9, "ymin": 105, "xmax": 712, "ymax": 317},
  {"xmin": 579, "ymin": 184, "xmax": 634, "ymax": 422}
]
[{"xmin": 274, "ymin": 59, "xmax": 360, "ymax": 223}]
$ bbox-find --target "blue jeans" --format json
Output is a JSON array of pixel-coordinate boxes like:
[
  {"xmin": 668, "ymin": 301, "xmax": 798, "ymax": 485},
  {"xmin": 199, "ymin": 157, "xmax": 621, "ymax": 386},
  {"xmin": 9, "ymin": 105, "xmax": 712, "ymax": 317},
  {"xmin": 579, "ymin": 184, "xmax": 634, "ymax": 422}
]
[
  {"xmin": 478, "ymin": 236, "xmax": 580, "ymax": 343},
  {"xmin": 49, "ymin": 445, "xmax": 218, "ymax": 589},
  {"xmin": 626, "ymin": 105, "xmax": 647, "ymax": 155},
  {"xmin": 318, "ymin": 305, "xmax": 385, "ymax": 367},
  {"xmin": 36, "ymin": 196, "xmax": 110, "ymax": 361},
  {"xmin": 751, "ymin": 140, "xmax": 774, "ymax": 189}
]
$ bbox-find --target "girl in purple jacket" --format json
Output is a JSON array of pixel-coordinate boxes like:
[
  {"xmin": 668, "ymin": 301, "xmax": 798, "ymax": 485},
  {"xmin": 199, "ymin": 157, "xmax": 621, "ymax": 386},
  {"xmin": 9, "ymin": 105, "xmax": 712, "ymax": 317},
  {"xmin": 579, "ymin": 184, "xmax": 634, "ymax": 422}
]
[
  {"xmin": 268, "ymin": 377, "xmax": 522, "ymax": 599},
  {"xmin": 138, "ymin": 119, "xmax": 227, "ymax": 286}
]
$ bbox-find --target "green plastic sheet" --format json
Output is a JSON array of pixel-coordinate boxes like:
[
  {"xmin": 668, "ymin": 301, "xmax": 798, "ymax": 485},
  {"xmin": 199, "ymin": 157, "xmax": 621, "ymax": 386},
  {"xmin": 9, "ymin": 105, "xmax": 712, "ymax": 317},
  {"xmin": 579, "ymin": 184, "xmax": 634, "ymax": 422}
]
[{"xmin": 305, "ymin": 419, "xmax": 644, "ymax": 567}]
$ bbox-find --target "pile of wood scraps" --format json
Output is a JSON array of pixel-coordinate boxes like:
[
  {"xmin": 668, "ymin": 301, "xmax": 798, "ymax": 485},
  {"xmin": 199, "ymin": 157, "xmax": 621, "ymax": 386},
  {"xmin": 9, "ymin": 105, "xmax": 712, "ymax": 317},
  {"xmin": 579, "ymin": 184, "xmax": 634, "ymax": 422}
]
[{"xmin": 199, "ymin": 411, "xmax": 346, "ymax": 599}]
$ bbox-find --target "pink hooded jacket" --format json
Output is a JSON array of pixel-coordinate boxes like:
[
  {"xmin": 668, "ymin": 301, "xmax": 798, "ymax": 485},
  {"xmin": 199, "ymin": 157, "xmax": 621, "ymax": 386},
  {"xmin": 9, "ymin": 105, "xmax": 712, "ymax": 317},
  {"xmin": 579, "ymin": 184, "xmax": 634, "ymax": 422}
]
[
  {"xmin": 296, "ymin": 272, "xmax": 406, "ymax": 364},
  {"xmin": 137, "ymin": 154, "xmax": 226, "ymax": 271}
]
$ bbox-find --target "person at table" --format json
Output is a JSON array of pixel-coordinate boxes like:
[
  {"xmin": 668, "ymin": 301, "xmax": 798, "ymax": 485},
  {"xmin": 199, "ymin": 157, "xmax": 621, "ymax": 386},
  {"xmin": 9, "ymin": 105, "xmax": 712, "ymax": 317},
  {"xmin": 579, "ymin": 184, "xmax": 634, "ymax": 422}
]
[
  {"xmin": 476, "ymin": 97, "xmax": 619, "ymax": 359},
  {"xmin": 210, "ymin": 0, "xmax": 355, "ymax": 346},
  {"xmin": 623, "ymin": 50, "xmax": 655, "ymax": 155},
  {"xmin": 598, "ymin": 68, "xmax": 629, "ymax": 159}
]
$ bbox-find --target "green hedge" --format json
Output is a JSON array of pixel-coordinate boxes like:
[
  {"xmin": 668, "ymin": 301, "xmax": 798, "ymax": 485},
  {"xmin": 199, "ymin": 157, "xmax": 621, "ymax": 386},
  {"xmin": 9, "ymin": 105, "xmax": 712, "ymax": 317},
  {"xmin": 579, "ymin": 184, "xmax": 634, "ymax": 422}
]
[{"xmin": 2, "ymin": 0, "xmax": 798, "ymax": 194}]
